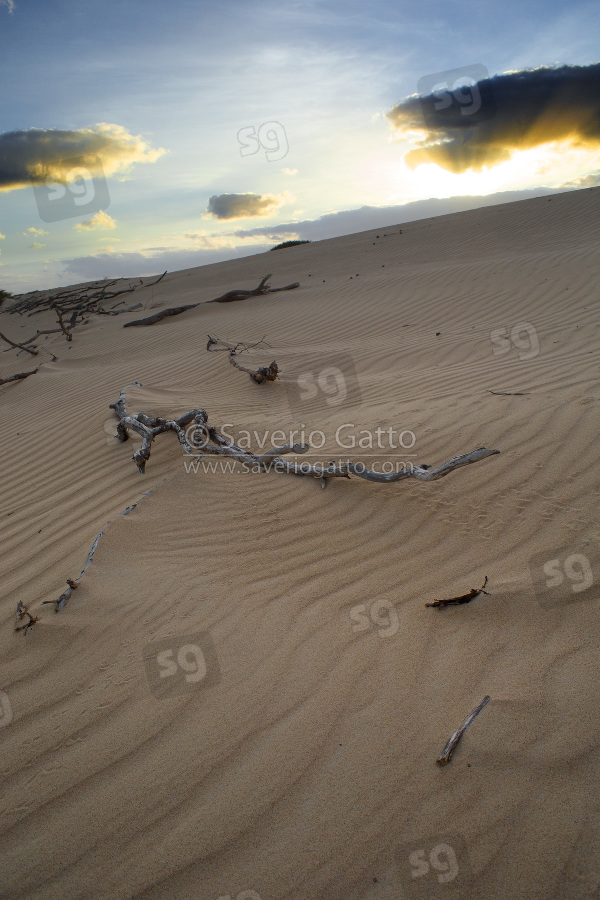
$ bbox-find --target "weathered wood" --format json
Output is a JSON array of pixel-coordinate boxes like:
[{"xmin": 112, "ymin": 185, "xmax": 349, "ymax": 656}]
[
  {"xmin": 0, "ymin": 329, "xmax": 39, "ymax": 355},
  {"xmin": 0, "ymin": 368, "xmax": 38, "ymax": 386},
  {"xmin": 437, "ymin": 695, "xmax": 490, "ymax": 766},
  {"xmin": 123, "ymin": 302, "xmax": 199, "ymax": 327},
  {"xmin": 206, "ymin": 336, "xmax": 279, "ymax": 384},
  {"xmin": 15, "ymin": 600, "xmax": 38, "ymax": 633},
  {"xmin": 425, "ymin": 576, "xmax": 489, "ymax": 608},
  {"xmin": 41, "ymin": 486, "xmax": 158, "ymax": 611},
  {"xmin": 111, "ymin": 383, "xmax": 501, "ymax": 483},
  {"xmin": 123, "ymin": 275, "xmax": 300, "ymax": 327}
]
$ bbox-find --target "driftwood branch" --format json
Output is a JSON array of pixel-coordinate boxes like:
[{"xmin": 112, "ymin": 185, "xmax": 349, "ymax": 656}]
[
  {"xmin": 437, "ymin": 695, "xmax": 490, "ymax": 766},
  {"xmin": 110, "ymin": 384, "xmax": 501, "ymax": 485},
  {"xmin": 206, "ymin": 336, "xmax": 279, "ymax": 384},
  {"xmin": 0, "ymin": 368, "xmax": 38, "ymax": 386},
  {"xmin": 41, "ymin": 483, "xmax": 157, "ymax": 612},
  {"xmin": 425, "ymin": 576, "xmax": 489, "ymax": 608},
  {"xmin": 0, "ymin": 329, "xmax": 39, "ymax": 355},
  {"xmin": 123, "ymin": 275, "xmax": 300, "ymax": 328}
]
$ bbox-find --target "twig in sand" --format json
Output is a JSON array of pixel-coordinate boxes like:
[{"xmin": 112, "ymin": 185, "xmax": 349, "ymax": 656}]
[
  {"xmin": 41, "ymin": 484, "xmax": 158, "ymax": 612},
  {"xmin": 487, "ymin": 391, "xmax": 531, "ymax": 396},
  {"xmin": 437, "ymin": 695, "xmax": 490, "ymax": 766},
  {"xmin": 425, "ymin": 576, "xmax": 489, "ymax": 608},
  {"xmin": 206, "ymin": 336, "xmax": 279, "ymax": 384},
  {"xmin": 15, "ymin": 601, "xmax": 38, "ymax": 633}
]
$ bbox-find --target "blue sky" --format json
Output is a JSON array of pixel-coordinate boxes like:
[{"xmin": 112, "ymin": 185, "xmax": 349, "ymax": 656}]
[{"xmin": 1, "ymin": 0, "xmax": 599, "ymax": 292}]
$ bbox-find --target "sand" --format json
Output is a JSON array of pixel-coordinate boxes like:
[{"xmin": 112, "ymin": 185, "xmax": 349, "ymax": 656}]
[{"xmin": 1, "ymin": 187, "xmax": 599, "ymax": 900}]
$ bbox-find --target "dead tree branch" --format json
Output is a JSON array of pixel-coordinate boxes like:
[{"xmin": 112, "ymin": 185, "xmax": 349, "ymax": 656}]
[
  {"xmin": 206, "ymin": 336, "xmax": 279, "ymax": 384},
  {"xmin": 0, "ymin": 329, "xmax": 39, "ymax": 355},
  {"xmin": 123, "ymin": 274, "xmax": 300, "ymax": 327},
  {"xmin": 0, "ymin": 368, "xmax": 38, "ymax": 386},
  {"xmin": 110, "ymin": 383, "xmax": 501, "ymax": 485}
]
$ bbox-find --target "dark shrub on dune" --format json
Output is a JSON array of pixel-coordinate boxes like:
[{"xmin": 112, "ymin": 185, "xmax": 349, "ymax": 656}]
[{"xmin": 270, "ymin": 240, "xmax": 311, "ymax": 251}]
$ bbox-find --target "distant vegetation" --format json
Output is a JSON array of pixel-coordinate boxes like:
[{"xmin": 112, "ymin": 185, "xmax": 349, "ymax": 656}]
[
  {"xmin": 0, "ymin": 289, "xmax": 14, "ymax": 305},
  {"xmin": 270, "ymin": 240, "xmax": 311, "ymax": 251}
]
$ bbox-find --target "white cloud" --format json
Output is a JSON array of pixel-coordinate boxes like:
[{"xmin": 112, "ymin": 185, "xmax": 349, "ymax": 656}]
[
  {"xmin": 24, "ymin": 226, "xmax": 48, "ymax": 236},
  {"xmin": 74, "ymin": 210, "xmax": 117, "ymax": 231}
]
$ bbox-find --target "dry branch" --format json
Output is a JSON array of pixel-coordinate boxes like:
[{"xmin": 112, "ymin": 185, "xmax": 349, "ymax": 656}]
[
  {"xmin": 123, "ymin": 274, "xmax": 300, "ymax": 327},
  {"xmin": 425, "ymin": 576, "xmax": 489, "ymax": 608},
  {"xmin": 15, "ymin": 601, "xmax": 38, "ymax": 633},
  {"xmin": 488, "ymin": 390, "xmax": 531, "ymax": 396},
  {"xmin": 110, "ymin": 383, "xmax": 501, "ymax": 485},
  {"xmin": 0, "ymin": 329, "xmax": 39, "ymax": 355},
  {"xmin": 206, "ymin": 336, "xmax": 279, "ymax": 384},
  {"xmin": 437, "ymin": 695, "xmax": 490, "ymax": 766},
  {"xmin": 11, "ymin": 271, "xmax": 167, "ymax": 318},
  {"xmin": 0, "ymin": 368, "xmax": 38, "ymax": 386},
  {"xmin": 41, "ymin": 482, "xmax": 158, "ymax": 612}
]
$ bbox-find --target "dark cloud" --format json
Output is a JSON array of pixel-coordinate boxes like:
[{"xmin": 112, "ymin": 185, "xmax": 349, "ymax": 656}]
[
  {"xmin": 387, "ymin": 63, "xmax": 600, "ymax": 173},
  {"xmin": 206, "ymin": 193, "xmax": 285, "ymax": 219},
  {"xmin": 0, "ymin": 124, "xmax": 165, "ymax": 190}
]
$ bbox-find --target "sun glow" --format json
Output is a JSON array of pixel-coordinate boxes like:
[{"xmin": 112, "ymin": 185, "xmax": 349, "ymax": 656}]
[{"xmin": 388, "ymin": 139, "xmax": 600, "ymax": 203}]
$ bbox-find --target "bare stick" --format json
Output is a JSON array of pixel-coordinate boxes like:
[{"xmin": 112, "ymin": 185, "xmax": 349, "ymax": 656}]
[
  {"xmin": 110, "ymin": 384, "xmax": 501, "ymax": 483},
  {"xmin": 0, "ymin": 368, "xmax": 38, "ymax": 386},
  {"xmin": 41, "ymin": 485, "xmax": 158, "ymax": 612},
  {"xmin": 207, "ymin": 336, "xmax": 279, "ymax": 384},
  {"xmin": 0, "ymin": 330, "xmax": 38, "ymax": 355},
  {"xmin": 123, "ymin": 302, "xmax": 199, "ymax": 327},
  {"xmin": 488, "ymin": 391, "xmax": 530, "ymax": 396},
  {"xmin": 425, "ymin": 576, "xmax": 489, "ymax": 608},
  {"xmin": 437, "ymin": 695, "xmax": 490, "ymax": 766}
]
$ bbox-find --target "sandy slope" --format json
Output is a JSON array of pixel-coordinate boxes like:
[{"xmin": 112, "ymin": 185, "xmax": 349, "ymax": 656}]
[{"xmin": 1, "ymin": 187, "xmax": 599, "ymax": 900}]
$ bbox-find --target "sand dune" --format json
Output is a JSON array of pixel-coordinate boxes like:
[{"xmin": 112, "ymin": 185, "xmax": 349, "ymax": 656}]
[{"xmin": 1, "ymin": 187, "xmax": 599, "ymax": 900}]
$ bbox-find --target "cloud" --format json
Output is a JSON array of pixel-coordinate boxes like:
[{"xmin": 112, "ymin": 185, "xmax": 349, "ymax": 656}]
[
  {"xmin": 0, "ymin": 123, "xmax": 166, "ymax": 191},
  {"xmin": 0, "ymin": 233, "xmax": 5, "ymax": 239},
  {"xmin": 31, "ymin": 242, "xmax": 46, "ymax": 249},
  {"xmin": 205, "ymin": 191, "xmax": 292, "ymax": 220},
  {"xmin": 387, "ymin": 63, "xmax": 600, "ymax": 173},
  {"xmin": 558, "ymin": 170, "xmax": 600, "ymax": 189},
  {"xmin": 0, "ymin": 0, "xmax": 15, "ymax": 13},
  {"xmin": 24, "ymin": 226, "xmax": 48, "ymax": 236},
  {"xmin": 74, "ymin": 210, "xmax": 117, "ymax": 231},
  {"xmin": 282, "ymin": 168, "xmax": 298, "ymax": 175}
]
